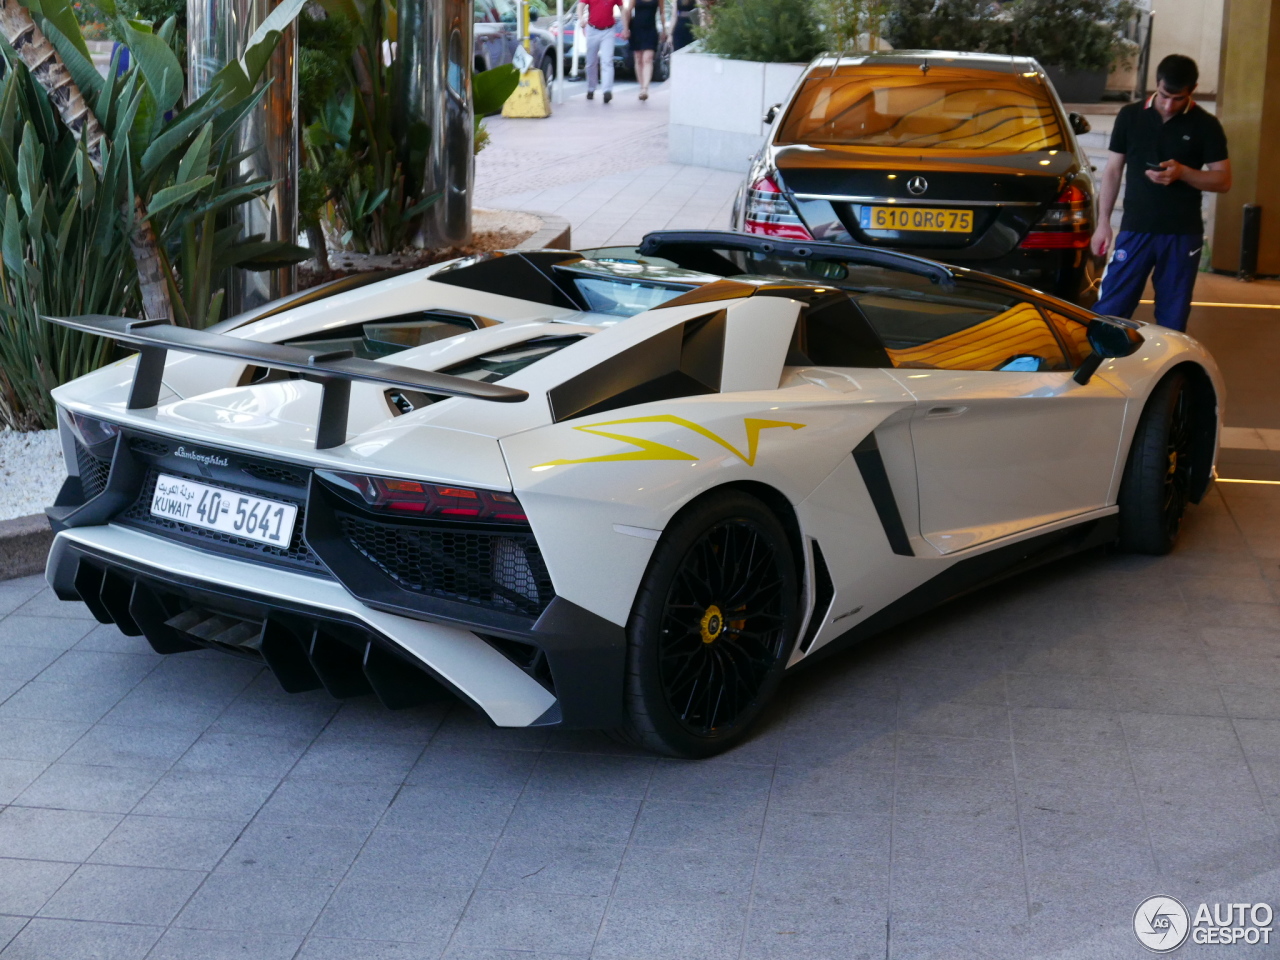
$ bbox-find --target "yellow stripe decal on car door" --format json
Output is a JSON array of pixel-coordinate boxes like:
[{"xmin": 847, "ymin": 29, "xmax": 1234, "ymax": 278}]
[{"xmin": 533, "ymin": 415, "xmax": 805, "ymax": 468}]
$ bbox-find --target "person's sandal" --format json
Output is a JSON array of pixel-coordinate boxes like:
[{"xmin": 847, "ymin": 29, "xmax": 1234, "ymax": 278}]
[{"xmin": 639, "ymin": 90, "xmax": 648, "ymax": 100}]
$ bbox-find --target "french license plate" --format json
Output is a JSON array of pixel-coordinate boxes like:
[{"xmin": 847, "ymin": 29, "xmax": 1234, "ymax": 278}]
[
  {"xmin": 860, "ymin": 205, "xmax": 973, "ymax": 233},
  {"xmin": 150, "ymin": 473, "xmax": 297, "ymax": 547}
]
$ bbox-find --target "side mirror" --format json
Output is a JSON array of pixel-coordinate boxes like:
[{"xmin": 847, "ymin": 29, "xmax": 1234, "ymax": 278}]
[
  {"xmin": 1073, "ymin": 317, "xmax": 1141, "ymax": 384},
  {"xmin": 764, "ymin": 102, "xmax": 782, "ymax": 125},
  {"xmin": 1069, "ymin": 112, "xmax": 1091, "ymax": 136}
]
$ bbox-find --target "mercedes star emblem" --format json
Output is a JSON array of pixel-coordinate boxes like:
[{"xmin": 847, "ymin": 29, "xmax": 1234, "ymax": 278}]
[{"xmin": 907, "ymin": 176, "xmax": 928, "ymax": 196}]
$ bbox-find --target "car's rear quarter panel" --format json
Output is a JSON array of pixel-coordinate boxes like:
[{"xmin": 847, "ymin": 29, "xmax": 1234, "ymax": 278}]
[{"xmin": 502, "ymin": 382, "xmax": 918, "ymax": 628}]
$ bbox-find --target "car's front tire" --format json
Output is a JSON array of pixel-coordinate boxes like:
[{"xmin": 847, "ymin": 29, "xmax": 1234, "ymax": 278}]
[
  {"xmin": 1118, "ymin": 370, "xmax": 1195, "ymax": 555},
  {"xmin": 616, "ymin": 491, "xmax": 800, "ymax": 758}
]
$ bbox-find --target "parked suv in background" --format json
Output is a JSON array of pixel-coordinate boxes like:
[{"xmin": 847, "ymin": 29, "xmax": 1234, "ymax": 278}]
[{"xmin": 732, "ymin": 51, "xmax": 1104, "ymax": 305}]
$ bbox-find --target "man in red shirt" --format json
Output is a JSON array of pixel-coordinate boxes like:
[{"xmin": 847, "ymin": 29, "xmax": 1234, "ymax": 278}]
[{"xmin": 577, "ymin": 0, "xmax": 620, "ymax": 102}]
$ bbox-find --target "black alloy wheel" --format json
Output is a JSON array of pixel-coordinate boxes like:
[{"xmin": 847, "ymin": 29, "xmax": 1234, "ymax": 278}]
[
  {"xmin": 617, "ymin": 491, "xmax": 799, "ymax": 757},
  {"xmin": 1118, "ymin": 370, "xmax": 1195, "ymax": 554}
]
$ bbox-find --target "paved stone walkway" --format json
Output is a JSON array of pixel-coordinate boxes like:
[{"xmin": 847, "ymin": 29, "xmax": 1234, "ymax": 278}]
[
  {"xmin": 478, "ymin": 81, "xmax": 742, "ymax": 247},
  {"xmin": 0, "ymin": 482, "xmax": 1277, "ymax": 959}
]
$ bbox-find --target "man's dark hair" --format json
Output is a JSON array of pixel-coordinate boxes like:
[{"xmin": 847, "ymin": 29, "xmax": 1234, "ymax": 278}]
[{"xmin": 1156, "ymin": 54, "xmax": 1199, "ymax": 93}]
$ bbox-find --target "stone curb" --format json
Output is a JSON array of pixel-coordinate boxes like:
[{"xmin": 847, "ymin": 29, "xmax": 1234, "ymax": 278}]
[
  {"xmin": 0, "ymin": 513, "xmax": 52, "ymax": 581},
  {"xmin": 0, "ymin": 211, "xmax": 573, "ymax": 583},
  {"xmin": 515, "ymin": 211, "xmax": 571, "ymax": 251}
]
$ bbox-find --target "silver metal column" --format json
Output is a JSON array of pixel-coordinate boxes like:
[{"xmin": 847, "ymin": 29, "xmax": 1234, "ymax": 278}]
[
  {"xmin": 555, "ymin": 0, "xmax": 565, "ymax": 104},
  {"xmin": 399, "ymin": 0, "xmax": 475, "ymax": 248},
  {"xmin": 188, "ymin": 0, "xmax": 298, "ymax": 312}
]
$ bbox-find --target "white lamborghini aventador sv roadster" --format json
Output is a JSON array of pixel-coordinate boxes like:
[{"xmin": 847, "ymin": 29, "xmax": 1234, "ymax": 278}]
[{"xmin": 42, "ymin": 231, "xmax": 1224, "ymax": 757}]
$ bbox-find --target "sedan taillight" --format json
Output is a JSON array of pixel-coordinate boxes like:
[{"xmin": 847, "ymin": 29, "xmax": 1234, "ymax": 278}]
[
  {"xmin": 1021, "ymin": 182, "xmax": 1092, "ymax": 249},
  {"xmin": 324, "ymin": 472, "xmax": 530, "ymax": 523},
  {"xmin": 743, "ymin": 175, "xmax": 814, "ymax": 241}
]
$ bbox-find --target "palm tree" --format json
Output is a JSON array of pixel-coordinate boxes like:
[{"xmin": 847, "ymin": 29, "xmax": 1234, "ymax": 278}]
[{"xmin": 0, "ymin": 0, "xmax": 174, "ymax": 320}]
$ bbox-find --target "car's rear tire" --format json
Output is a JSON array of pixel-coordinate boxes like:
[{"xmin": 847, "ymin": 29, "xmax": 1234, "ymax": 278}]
[
  {"xmin": 540, "ymin": 52, "xmax": 556, "ymax": 82},
  {"xmin": 1118, "ymin": 370, "xmax": 1195, "ymax": 555},
  {"xmin": 615, "ymin": 491, "xmax": 800, "ymax": 758}
]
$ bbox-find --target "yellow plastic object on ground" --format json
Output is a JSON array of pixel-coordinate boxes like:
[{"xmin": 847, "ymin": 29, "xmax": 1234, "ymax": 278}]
[{"xmin": 502, "ymin": 68, "xmax": 552, "ymax": 118}]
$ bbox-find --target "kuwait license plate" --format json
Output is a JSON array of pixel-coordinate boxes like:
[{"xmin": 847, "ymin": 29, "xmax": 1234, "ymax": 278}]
[
  {"xmin": 860, "ymin": 205, "xmax": 973, "ymax": 234},
  {"xmin": 150, "ymin": 474, "xmax": 297, "ymax": 547}
]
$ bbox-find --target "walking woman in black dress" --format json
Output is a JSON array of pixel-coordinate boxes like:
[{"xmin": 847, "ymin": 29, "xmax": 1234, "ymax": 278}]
[
  {"xmin": 672, "ymin": 0, "xmax": 698, "ymax": 50},
  {"xmin": 624, "ymin": 0, "xmax": 666, "ymax": 100}
]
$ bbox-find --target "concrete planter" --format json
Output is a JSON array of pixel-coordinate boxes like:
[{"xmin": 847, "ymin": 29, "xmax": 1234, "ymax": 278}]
[
  {"xmin": 669, "ymin": 48, "xmax": 806, "ymax": 172},
  {"xmin": 1044, "ymin": 65, "xmax": 1110, "ymax": 104}
]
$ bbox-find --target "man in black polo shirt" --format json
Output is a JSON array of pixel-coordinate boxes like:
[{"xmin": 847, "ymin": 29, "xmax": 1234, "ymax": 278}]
[{"xmin": 1090, "ymin": 54, "xmax": 1231, "ymax": 331}]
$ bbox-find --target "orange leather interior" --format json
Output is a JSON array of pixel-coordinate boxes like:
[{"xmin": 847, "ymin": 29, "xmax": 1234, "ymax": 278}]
[
  {"xmin": 885, "ymin": 302, "xmax": 1069, "ymax": 371},
  {"xmin": 781, "ymin": 69, "xmax": 1064, "ymax": 151},
  {"xmin": 1044, "ymin": 309, "xmax": 1092, "ymax": 365}
]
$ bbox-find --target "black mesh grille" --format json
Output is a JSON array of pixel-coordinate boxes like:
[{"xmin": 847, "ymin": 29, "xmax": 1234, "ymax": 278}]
[
  {"xmin": 75, "ymin": 442, "xmax": 112, "ymax": 499},
  {"xmin": 338, "ymin": 512, "xmax": 553, "ymax": 616},
  {"xmin": 242, "ymin": 462, "xmax": 310, "ymax": 488},
  {"xmin": 120, "ymin": 468, "xmax": 326, "ymax": 573},
  {"xmin": 130, "ymin": 437, "xmax": 171, "ymax": 458}
]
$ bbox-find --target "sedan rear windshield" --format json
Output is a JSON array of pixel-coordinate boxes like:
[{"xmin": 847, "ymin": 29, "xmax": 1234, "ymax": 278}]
[{"xmin": 777, "ymin": 69, "xmax": 1064, "ymax": 151}]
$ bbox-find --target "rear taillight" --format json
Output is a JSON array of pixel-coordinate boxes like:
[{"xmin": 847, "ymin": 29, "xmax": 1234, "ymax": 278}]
[
  {"xmin": 743, "ymin": 174, "xmax": 814, "ymax": 240},
  {"xmin": 326, "ymin": 473, "xmax": 529, "ymax": 524},
  {"xmin": 1021, "ymin": 182, "xmax": 1091, "ymax": 249},
  {"xmin": 67, "ymin": 411, "xmax": 121, "ymax": 449}
]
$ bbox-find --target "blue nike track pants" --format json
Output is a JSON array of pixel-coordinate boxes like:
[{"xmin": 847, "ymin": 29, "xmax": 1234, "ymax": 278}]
[{"xmin": 1093, "ymin": 231, "xmax": 1202, "ymax": 332}]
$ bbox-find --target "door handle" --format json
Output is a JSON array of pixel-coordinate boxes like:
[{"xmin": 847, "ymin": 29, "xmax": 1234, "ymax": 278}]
[{"xmin": 925, "ymin": 405, "xmax": 968, "ymax": 419}]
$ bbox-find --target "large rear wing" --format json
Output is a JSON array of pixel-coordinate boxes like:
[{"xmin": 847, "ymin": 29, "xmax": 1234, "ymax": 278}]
[{"xmin": 44, "ymin": 314, "xmax": 527, "ymax": 449}]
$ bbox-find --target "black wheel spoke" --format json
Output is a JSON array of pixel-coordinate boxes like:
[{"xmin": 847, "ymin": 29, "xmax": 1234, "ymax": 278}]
[
  {"xmin": 1160, "ymin": 381, "xmax": 1194, "ymax": 537},
  {"xmin": 656, "ymin": 516, "xmax": 794, "ymax": 737}
]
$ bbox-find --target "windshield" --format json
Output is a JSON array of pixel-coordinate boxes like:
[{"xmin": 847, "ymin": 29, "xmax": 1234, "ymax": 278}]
[
  {"xmin": 555, "ymin": 260, "xmax": 704, "ymax": 317},
  {"xmin": 777, "ymin": 68, "xmax": 1064, "ymax": 151}
]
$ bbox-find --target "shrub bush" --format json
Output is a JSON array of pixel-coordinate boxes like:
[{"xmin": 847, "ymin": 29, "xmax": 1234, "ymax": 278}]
[
  {"xmin": 1007, "ymin": 0, "xmax": 1137, "ymax": 73},
  {"xmin": 0, "ymin": 61, "xmax": 134, "ymax": 431},
  {"xmin": 696, "ymin": 0, "xmax": 823, "ymax": 63},
  {"xmin": 884, "ymin": 0, "xmax": 1136, "ymax": 72},
  {"xmin": 883, "ymin": 0, "xmax": 1009, "ymax": 54}
]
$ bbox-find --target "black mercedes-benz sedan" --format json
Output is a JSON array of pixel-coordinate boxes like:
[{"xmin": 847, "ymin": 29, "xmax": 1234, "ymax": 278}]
[{"xmin": 731, "ymin": 52, "xmax": 1105, "ymax": 305}]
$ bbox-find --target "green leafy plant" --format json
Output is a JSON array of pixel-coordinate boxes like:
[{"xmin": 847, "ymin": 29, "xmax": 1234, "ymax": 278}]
[
  {"xmin": 0, "ymin": 55, "xmax": 135, "ymax": 429},
  {"xmin": 0, "ymin": 0, "xmax": 311, "ymax": 427},
  {"xmin": 72, "ymin": 0, "xmax": 186, "ymax": 58},
  {"xmin": 297, "ymin": 0, "xmax": 438, "ymax": 255},
  {"xmin": 473, "ymin": 63, "xmax": 518, "ymax": 154},
  {"xmin": 1006, "ymin": 0, "xmax": 1137, "ymax": 73},
  {"xmin": 297, "ymin": 10, "xmax": 518, "ymax": 259},
  {"xmin": 883, "ymin": 0, "xmax": 1136, "ymax": 71},
  {"xmin": 40, "ymin": 0, "xmax": 311, "ymax": 325},
  {"xmin": 696, "ymin": 0, "xmax": 823, "ymax": 63},
  {"xmin": 882, "ymin": 0, "xmax": 1010, "ymax": 54}
]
